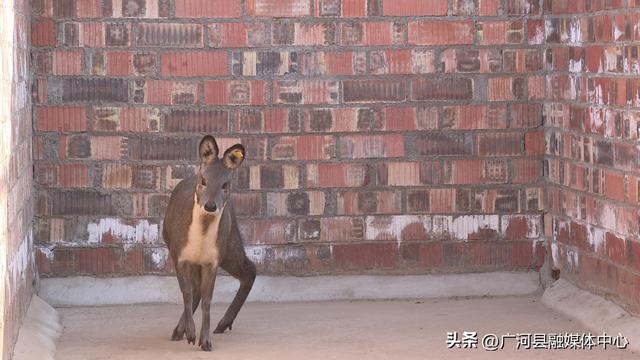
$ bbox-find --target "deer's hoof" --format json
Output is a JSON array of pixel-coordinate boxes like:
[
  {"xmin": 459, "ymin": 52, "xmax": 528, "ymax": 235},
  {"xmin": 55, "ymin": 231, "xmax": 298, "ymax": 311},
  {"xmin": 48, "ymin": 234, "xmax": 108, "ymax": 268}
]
[
  {"xmin": 171, "ymin": 326, "xmax": 184, "ymax": 341},
  {"xmin": 213, "ymin": 321, "xmax": 233, "ymax": 334},
  {"xmin": 200, "ymin": 339, "xmax": 212, "ymax": 351},
  {"xmin": 187, "ymin": 335, "xmax": 196, "ymax": 345}
]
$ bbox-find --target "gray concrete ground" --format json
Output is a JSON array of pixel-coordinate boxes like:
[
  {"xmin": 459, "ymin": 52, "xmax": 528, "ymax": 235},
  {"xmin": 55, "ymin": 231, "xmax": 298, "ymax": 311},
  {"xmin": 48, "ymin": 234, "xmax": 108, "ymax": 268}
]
[{"xmin": 56, "ymin": 296, "xmax": 636, "ymax": 360}]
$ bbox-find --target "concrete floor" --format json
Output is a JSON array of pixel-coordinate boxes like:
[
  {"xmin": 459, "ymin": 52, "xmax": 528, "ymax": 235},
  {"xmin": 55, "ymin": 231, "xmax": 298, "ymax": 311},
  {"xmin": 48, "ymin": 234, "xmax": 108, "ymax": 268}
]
[{"xmin": 56, "ymin": 296, "xmax": 636, "ymax": 360}]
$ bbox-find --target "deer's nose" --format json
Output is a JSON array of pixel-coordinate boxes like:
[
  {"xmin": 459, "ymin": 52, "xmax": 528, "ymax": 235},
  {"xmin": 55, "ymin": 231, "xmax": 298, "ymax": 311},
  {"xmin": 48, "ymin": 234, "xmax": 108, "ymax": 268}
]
[{"xmin": 204, "ymin": 202, "xmax": 217, "ymax": 212}]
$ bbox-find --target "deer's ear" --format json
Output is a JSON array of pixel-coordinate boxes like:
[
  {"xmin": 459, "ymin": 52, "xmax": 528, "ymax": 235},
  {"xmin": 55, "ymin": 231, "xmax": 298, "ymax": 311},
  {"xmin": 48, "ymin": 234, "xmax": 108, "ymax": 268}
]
[
  {"xmin": 199, "ymin": 135, "xmax": 219, "ymax": 164},
  {"xmin": 223, "ymin": 144, "xmax": 245, "ymax": 170}
]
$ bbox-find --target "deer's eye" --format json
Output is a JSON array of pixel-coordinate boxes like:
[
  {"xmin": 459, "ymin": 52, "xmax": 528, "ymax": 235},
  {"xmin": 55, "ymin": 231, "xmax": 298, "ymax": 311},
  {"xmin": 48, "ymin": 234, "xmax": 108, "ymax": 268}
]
[
  {"xmin": 200, "ymin": 177, "xmax": 207, "ymax": 186},
  {"xmin": 222, "ymin": 182, "xmax": 230, "ymax": 190}
]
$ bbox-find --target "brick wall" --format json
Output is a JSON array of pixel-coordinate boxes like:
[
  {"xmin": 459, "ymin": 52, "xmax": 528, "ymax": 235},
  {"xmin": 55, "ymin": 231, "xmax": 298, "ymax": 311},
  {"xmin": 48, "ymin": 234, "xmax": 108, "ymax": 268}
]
[
  {"xmin": 545, "ymin": 1, "xmax": 640, "ymax": 314},
  {"xmin": 0, "ymin": 0, "xmax": 36, "ymax": 357},
  {"xmin": 31, "ymin": 0, "xmax": 546, "ymax": 278}
]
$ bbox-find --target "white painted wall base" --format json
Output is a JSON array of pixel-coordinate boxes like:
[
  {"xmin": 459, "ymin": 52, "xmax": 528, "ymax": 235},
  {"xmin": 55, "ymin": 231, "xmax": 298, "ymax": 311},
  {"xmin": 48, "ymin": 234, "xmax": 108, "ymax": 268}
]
[
  {"xmin": 13, "ymin": 296, "xmax": 62, "ymax": 360},
  {"xmin": 39, "ymin": 271, "xmax": 540, "ymax": 307},
  {"xmin": 542, "ymin": 279, "xmax": 640, "ymax": 353}
]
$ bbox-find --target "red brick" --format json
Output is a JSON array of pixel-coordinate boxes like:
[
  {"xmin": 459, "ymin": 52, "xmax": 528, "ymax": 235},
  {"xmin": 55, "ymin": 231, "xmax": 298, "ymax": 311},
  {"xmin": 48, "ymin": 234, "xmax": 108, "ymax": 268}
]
[
  {"xmin": 161, "ymin": 51, "xmax": 227, "ymax": 77},
  {"xmin": 505, "ymin": 0, "xmax": 541, "ymax": 15},
  {"xmin": 378, "ymin": 162, "xmax": 421, "ymax": 186},
  {"xmin": 502, "ymin": 215, "xmax": 541, "ymax": 239},
  {"xmin": 76, "ymin": 0, "xmax": 101, "ymax": 17},
  {"xmin": 528, "ymin": 19, "xmax": 545, "ymax": 45},
  {"xmin": 294, "ymin": 23, "xmax": 336, "ymax": 46},
  {"xmin": 36, "ymin": 106, "xmax": 87, "ymax": 132},
  {"xmin": 430, "ymin": 189, "xmax": 455, "ymax": 213},
  {"xmin": 81, "ymin": 23, "xmax": 105, "ymax": 47},
  {"xmin": 106, "ymin": 51, "xmax": 132, "ymax": 76},
  {"xmin": 604, "ymin": 171, "xmax": 625, "ymax": 202},
  {"xmin": 512, "ymin": 159, "xmax": 541, "ymax": 183},
  {"xmin": 307, "ymin": 163, "xmax": 371, "ymax": 188},
  {"xmin": 88, "ymin": 137, "xmax": 122, "ymax": 160},
  {"xmin": 271, "ymin": 136, "xmax": 336, "ymax": 160},
  {"xmin": 442, "ymin": 105, "xmax": 507, "ymax": 130},
  {"xmin": 274, "ymin": 80, "xmax": 339, "ymax": 105},
  {"xmin": 32, "ymin": 20, "xmax": 56, "ymax": 46},
  {"xmin": 342, "ymin": 0, "xmax": 366, "ymax": 17},
  {"xmin": 123, "ymin": 247, "xmax": 144, "ymax": 274},
  {"xmin": 320, "ymin": 217, "xmax": 364, "ymax": 242},
  {"xmin": 137, "ymin": 23, "xmax": 203, "ymax": 47},
  {"xmin": 479, "ymin": 21, "xmax": 524, "ymax": 45},
  {"xmin": 209, "ymin": 23, "xmax": 266, "ymax": 47},
  {"xmin": 248, "ymin": 0, "xmax": 311, "ymax": 16},
  {"xmin": 144, "ymin": 80, "xmax": 198, "ymax": 105},
  {"xmin": 451, "ymin": 160, "xmax": 483, "ymax": 184},
  {"xmin": 408, "ymin": 21, "xmax": 473, "ymax": 45},
  {"xmin": 58, "ymin": 164, "xmax": 89, "ymax": 187},
  {"xmin": 510, "ymin": 104, "xmax": 542, "ymax": 128},
  {"xmin": 344, "ymin": 79, "xmax": 408, "ymax": 102},
  {"xmin": 370, "ymin": 50, "xmax": 412, "ymax": 75},
  {"xmin": 164, "ymin": 109, "xmax": 227, "ymax": 133},
  {"xmin": 175, "ymin": 0, "xmax": 242, "ymax": 18},
  {"xmin": 383, "ymin": 0, "xmax": 447, "ymax": 16},
  {"xmin": 340, "ymin": 135, "xmax": 404, "ymax": 159},
  {"xmin": 417, "ymin": 243, "xmax": 444, "ymax": 268},
  {"xmin": 75, "ymin": 247, "xmax": 121, "ymax": 275},
  {"xmin": 253, "ymin": 219, "xmax": 296, "ymax": 244},
  {"xmin": 333, "ymin": 243, "xmax": 397, "ymax": 270},
  {"xmin": 488, "ymin": 77, "xmax": 524, "ymax": 101},
  {"xmin": 478, "ymin": 133, "xmax": 523, "ymax": 156},
  {"xmin": 325, "ymin": 52, "xmax": 356, "ymax": 75},
  {"xmin": 525, "ymin": 131, "xmax": 545, "ymax": 156},
  {"xmin": 412, "ymin": 78, "xmax": 473, "ymax": 101},
  {"xmin": 364, "ymin": 22, "xmax": 393, "ymax": 45},
  {"xmin": 204, "ymin": 80, "xmax": 266, "ymax": 105},
  {"xmin": 606, "ymin": 232, "xmax": 626, "ymax": 264},
  {"xmin": 383, "ymin": 107, "xmax": 416, "ymax": 130},
  {"xmin": 337, "ymin": 191, "xmax": 401, "ymax": 215},
  {"xmin": 480, "ymin": 0, "xmax": 501, "ymax": 15}
]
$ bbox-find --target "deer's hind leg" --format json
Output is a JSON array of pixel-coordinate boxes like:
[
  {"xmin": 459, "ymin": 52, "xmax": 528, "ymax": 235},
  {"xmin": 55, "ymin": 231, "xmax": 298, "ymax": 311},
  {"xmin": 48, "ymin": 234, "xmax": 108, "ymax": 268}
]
[{"xmin": 213, "ymin": 253, "xmax": 256, "ymax": 334}]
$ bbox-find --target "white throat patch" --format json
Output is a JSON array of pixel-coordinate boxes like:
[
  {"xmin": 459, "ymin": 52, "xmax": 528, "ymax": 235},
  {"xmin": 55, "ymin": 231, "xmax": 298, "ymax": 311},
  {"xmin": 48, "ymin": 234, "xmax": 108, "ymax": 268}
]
[{"xmin": 178, "ymin": 194, "xmax": 223, "ymax": 265}]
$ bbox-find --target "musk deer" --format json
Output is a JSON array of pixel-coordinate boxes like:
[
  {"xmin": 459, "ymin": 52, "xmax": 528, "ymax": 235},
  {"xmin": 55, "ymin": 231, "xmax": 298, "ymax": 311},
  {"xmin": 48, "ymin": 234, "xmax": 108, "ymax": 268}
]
[{"xmin": 163, "ymin": 135, "xmax": 256, "ymax": 351}]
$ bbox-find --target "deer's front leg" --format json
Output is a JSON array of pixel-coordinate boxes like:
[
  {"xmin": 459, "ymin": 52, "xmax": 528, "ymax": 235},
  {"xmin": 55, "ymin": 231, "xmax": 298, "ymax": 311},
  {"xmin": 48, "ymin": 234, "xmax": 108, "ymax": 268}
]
[
  {"xmin": 199, "ymin": 264, "xmax": 217, "ymax": 351},
  {"xmin": 176, "ymin": 262, "xmax": 197, "ymax": 345}
]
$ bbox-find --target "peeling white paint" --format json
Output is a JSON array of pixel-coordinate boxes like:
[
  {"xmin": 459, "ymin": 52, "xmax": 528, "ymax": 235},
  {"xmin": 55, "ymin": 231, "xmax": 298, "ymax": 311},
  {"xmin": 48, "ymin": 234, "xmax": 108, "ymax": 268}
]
[
  {"xmin": 589, "ymin": 83, "xmax": 604, "ymax": 105},
  {"xmin": 533, "ymin": 25, "xmax": 545, "ymax": 44},
  {"xmin": 568, "ymin": 76, "xmax": 578, "ymax": 100},
  {"xmin": 631, "ymin": 59, "xmax": 640, "ymax": 74},
  {"xmin": 10, "ymin": 230, "xmax": 32, "ymax": 285},
  {"xmin": 567, "ymin": 248, "xmax": 579, "ymax": 269},
  {"xmin": 246, "ymin": 246, "xmax": 266, "ymax": 264},
  {"xmin": 37, "ymin": 246, "xmax": 54, "ymax": 260},
  {"xmin": 598, "ymin": 205, "xmax": 616, "ymax": 232},
  {"xmin": 150, "ymin": 248, "xmax": 168, "ymax": 269},
  {"xmin": 551, "ymin": 242, "xmax": 559, "ymax": 267},
  {"xmin": 569, "ymin": 59, "xmax": 583, "ymax": 73},
  {"xmin": 451, "ymin": 215, "xmax": 499, "ymax": 241},
  {"xmin": 589, "ymin": 227, "xmax": 606, "ymax": 254},
  {"xmin": 365, "ymin": 215, "xmax": 431, "ymax": 245},
  {"xmin": 432, "ymin": 216, "xmax": 452, "ymax": 236},
  {"xmin": 87, "ymin": 218, "xmax": 158, "ymax": 245},
  {"xmin": 569, "ymin": 19, "xmax": 581, "ymax": 44},
  {"xmin": 588, "ymin": 107, "xmax": 604, "ymax": 132},
  {"xmin": 604, "ymin": 49, "xmax": 617, "ymax": 72},
  {"xmin": 501, "ymin": 215, "xmax": 541, "ymax": 239},
  {"xmin": 614, "ymin": 25, "xmax": 624, "ymax": 41},
  {"xmin": 544, "ymin": 20, "xmax": 555, "ymax": 42}
]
